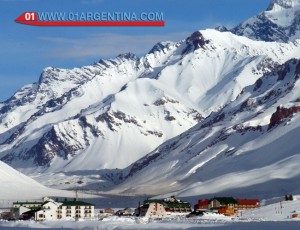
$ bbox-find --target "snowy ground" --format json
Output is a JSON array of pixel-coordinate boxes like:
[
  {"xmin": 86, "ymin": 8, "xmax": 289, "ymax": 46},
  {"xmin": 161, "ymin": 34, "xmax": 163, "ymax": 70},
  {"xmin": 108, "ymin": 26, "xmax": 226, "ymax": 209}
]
[
  {"xmin": 1, "ymin": 198, "xmax": 300, "ymax": 229},
  {"xmin": 0, "ymin": 218, "xmax": 300, "ymax": 230}
]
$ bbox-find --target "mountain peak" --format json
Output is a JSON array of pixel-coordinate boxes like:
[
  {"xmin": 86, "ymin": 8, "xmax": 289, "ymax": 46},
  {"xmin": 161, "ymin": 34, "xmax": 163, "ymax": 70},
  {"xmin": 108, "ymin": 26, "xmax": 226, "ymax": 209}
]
[
  {"xmin": 116, "ymin": 52, "xmax": 137, "ymax": 60},
  {"xmin": 267, "ymin": 0, "xmax": 300, "ymax": 10},
  {"xmin": 148, "ymin": 41, "xmax": 175, "ymax": 54},
  {"xmin": 215, "ymin": 25, "xmax": 229, "ymax": 32},
  {"xmin": 232, "ymin": 0, "xmax": 300, "ymax": 42}
]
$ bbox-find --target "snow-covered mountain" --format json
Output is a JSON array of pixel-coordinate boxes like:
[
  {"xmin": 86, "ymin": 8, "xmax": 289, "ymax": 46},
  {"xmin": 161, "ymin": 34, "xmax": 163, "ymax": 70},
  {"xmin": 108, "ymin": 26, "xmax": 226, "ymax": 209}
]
[
  {"xmin": 232, "ymin": 0, "xmax": 300, "ymax": 42},
  {"xmin": 114, "ymin": 58, "xmax": 300, "ymax": 198},
  {"xmin": 1, "ymin": 29, "xmax": 300, "ymax": 175},
  {"xmin": 1, "ymin": 0, "xmax": 300, "ymax": 199},
  {"xmin": 0, "ymin": 47, "xmax": 201, "ymax": 172},
  {"xmin": 0, "ymin": 160, "xmax": 76, "ymax": 200}
]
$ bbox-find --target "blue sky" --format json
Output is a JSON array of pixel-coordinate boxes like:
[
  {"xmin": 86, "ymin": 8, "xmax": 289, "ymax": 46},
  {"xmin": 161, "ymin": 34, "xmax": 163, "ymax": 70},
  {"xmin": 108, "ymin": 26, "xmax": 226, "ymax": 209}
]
[{"xmin": 0, "ymin": 0, "xmax": 270, "ymax": 102}]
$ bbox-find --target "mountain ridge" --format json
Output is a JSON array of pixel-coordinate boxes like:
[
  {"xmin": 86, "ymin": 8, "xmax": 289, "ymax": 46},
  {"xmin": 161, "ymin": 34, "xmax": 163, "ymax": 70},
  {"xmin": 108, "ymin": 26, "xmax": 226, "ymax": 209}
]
[
  {"xmin": 1, "ymin": 0, "xmax": 300, "ymax": 197},
  {"xmin": 232, "ymin": 0, "xmax": 300, "ymax": 42},
  {"xmin": 2, "ymin": 29, "xmax": 300, "ymax": 175}
]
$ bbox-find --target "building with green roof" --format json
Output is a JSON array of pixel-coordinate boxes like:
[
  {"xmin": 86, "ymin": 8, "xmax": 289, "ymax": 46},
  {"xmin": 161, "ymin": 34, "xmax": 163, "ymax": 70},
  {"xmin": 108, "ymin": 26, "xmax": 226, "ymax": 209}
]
[
  {"xmin": 11, "ymin": 197, "xmax": 95, "ymax": 221},
  {"xmin": 142, "ymin": 196, "xmax": 192, "ymax": 214}
]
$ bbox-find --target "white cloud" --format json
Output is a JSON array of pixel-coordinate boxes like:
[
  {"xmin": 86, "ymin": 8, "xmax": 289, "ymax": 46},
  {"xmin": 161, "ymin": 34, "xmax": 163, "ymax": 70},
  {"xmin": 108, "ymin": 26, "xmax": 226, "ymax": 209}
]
[{"xmin": 38, "ymin": 32, "xmax": 189, "ymax": 60}]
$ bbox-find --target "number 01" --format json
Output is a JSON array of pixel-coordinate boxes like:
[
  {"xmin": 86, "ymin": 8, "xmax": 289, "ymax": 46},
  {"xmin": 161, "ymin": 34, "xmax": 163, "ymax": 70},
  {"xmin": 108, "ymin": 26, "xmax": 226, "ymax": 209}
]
[{"xmin": 25, "ymin": 12, "xmax": 35, "ymax": 21}]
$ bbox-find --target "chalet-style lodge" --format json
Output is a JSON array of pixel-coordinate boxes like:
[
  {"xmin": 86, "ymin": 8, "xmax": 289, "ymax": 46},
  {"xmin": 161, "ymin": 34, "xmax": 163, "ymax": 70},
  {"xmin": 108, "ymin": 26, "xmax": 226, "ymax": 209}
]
[{"xmin": 195, "ymin": 197, "xmax": 260, "ymax": 215}]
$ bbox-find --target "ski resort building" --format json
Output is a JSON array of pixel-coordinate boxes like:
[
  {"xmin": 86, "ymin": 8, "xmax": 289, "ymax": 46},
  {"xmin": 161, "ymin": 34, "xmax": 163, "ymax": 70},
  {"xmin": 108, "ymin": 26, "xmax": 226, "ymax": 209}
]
[
  {"xmin": 11, "ymin": 197, "xmax": 94, "ymax": 220},
  {"xmin": 135, "ymin": 202, "xmax": 166, "ymax": 218},
  {"xmin": 100, "ymin": 208, "xmax": 115, "ymax": 215},
  {"xmin": 136, "ymin": 196, "xmax": 192, "ymax": 217},
  {"xmin": 194, "ymin": 199, "xmax": 209, "ymax": 210},
  {"xmin": 209, "ymin": 197, "xmax": 237, "ymax": 216},
  {"xmin": 56, "ymin": 200, "xmax": 94, "ymax": 219},
  {"xmin": 33, "ymin": 198, "xmax": 62, "ymax": 221},
  {"xmin": 11, "ymin": 201, "xmax": 43, "ymax": 219},
  {"xmin": 194, "ymin": 197, "xmax": 260, "ymax": 215},
  {"xmin": 235, "ymin": 199, "xmax": 260, "ymax": 210},
  {"xmin": 163, "ymin": 197, "xmax": 192, "ymax": 214},
  {"xmin": 209, "ymin": 197, "xmax": 237, "ymax": 209}
]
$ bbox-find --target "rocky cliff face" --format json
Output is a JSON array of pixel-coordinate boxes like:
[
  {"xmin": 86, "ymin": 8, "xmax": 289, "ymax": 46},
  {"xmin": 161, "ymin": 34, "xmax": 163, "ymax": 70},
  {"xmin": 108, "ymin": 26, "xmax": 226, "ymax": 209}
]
[{"xmin": 269, "ymin": 105, "xmax": 300, "ymax": 129}]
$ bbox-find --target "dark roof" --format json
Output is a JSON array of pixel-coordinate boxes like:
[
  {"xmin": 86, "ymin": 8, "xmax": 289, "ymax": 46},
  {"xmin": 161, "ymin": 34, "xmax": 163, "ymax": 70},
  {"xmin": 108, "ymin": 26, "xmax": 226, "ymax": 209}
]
[
  {"xmin": 144, "ymin": 199, "xmax": 164, "ymax": 205},
  {"xmin": 61, "ymin": 200, "xmax": 94, "ymax": 206},
  {"xmin": 210, "ymin": 197, "xmax": 237, "ymax": 204},
  {"xmin": 166, "ymin": 201, "xmax": 191, "ymax": 208},
  {"xmin": 144, "ymin": 199, "xmax": 191, "ymax": 208},
  {"xmin": 13, "ymin": 201, "xmax": 43, "ymax": 205},
  {"xmin": 22, "ymin": 208, "xmax": 42, "ymax": 214}
]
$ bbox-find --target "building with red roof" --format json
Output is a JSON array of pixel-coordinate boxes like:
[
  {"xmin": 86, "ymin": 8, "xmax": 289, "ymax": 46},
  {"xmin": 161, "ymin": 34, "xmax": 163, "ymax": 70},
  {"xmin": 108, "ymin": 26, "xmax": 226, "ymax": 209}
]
[
  {"xmin": 194, "ymin": 199, "xmax": 209, "ymax": 210},
  {"xmin": 235, "ymin": 199, "xmax": 260, "ymax": 210}
]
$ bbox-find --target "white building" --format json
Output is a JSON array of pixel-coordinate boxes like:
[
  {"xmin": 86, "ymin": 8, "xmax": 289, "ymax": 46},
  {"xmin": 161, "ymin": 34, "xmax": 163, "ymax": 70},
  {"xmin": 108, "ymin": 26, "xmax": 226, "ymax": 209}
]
[
  {"xmin": 11, "ymin": 197, "xmax": 95, "ymax": 220},
  {"xmin": 35, "ymin": 198, "xmax": 62, "ymax": 221},
  {"xmin": 136, "ymin": 197, "xmax": 192, "ymax": 218},
  {"xmin": 57, "ymin": 200, "xmax": 95, "ymax": 219},
  {"xmin": 136, "ymin": 202, "xmax": 166, "ymax": 218}
]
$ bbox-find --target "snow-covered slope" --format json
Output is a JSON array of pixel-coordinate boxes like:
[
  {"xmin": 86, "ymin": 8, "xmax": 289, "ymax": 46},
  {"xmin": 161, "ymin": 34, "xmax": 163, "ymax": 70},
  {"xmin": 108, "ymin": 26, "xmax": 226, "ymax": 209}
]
[
  {"xmin": 2, "ymin": 29, "xmax": 300, "ymax": 174},
  {"xmin": 0, "ymin": 160, "xmax": 76, "ymax": 200},
  {"xmin": 0, "ymin": 49, "xmax": 200, "ymax": 172},
  {"xmin": 114, "ymin": 59, "xmax": 300, "ymax": 198},
  {"xmin": 232, "ymin": 0, "xmax": 300, "ymax": 42}
]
